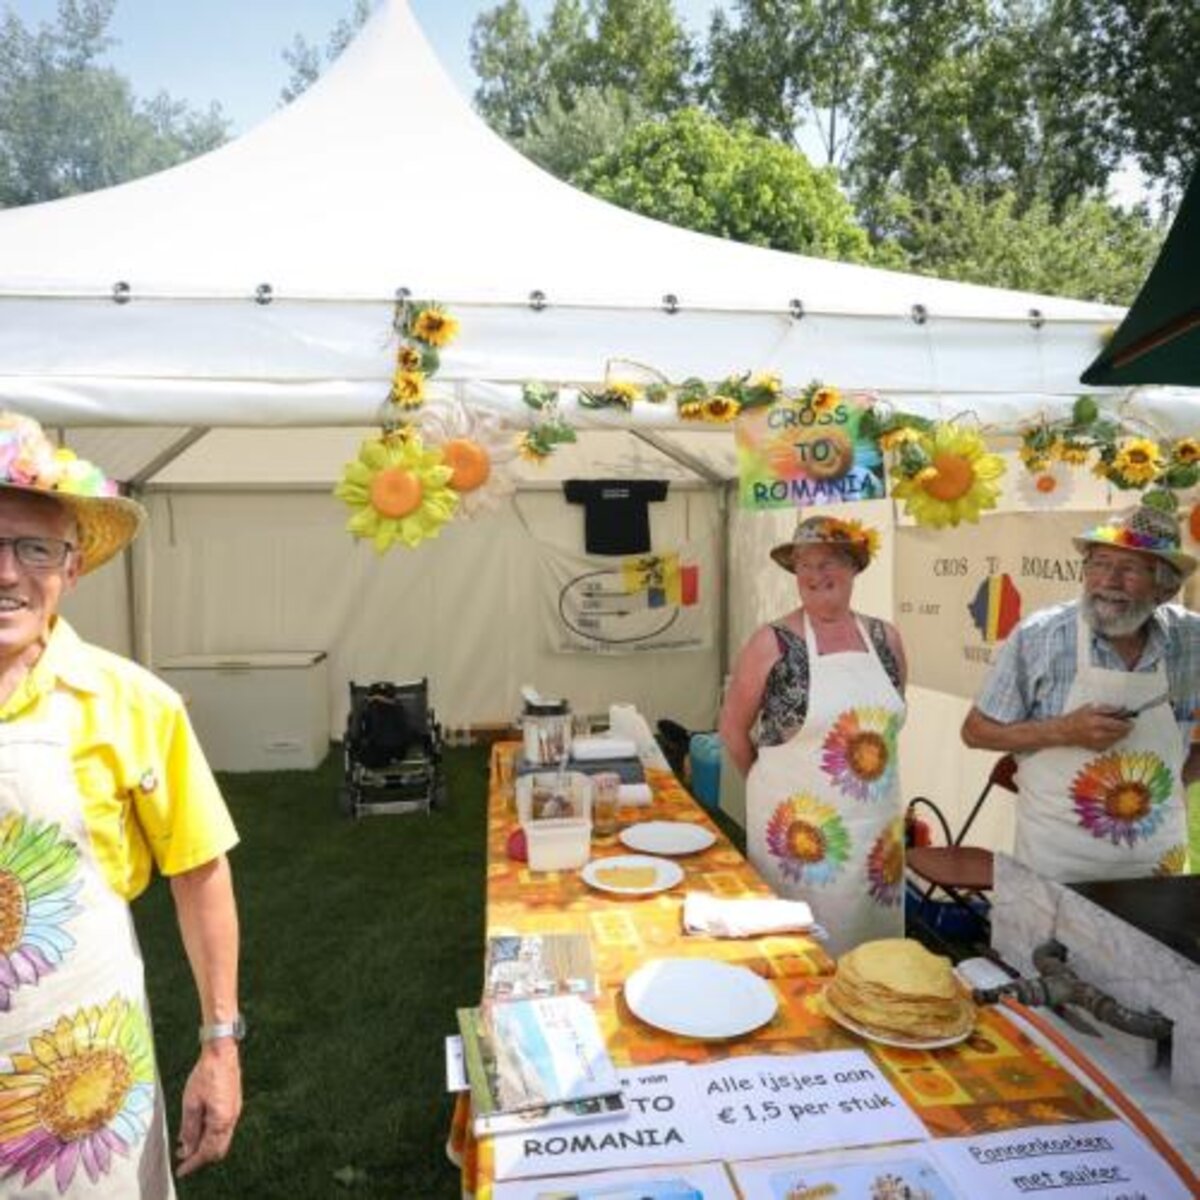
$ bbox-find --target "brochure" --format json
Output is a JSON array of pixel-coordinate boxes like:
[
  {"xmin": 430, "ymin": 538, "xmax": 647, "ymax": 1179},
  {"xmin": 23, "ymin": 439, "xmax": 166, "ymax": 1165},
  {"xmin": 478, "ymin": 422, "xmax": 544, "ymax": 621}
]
[
  {"xmin": 458, "ymin": 995, "xmax": 621, "ymax": 1125},
  {"xmin": 484, "ymin": 933, "xmax": 598, "ymax": 1002}
]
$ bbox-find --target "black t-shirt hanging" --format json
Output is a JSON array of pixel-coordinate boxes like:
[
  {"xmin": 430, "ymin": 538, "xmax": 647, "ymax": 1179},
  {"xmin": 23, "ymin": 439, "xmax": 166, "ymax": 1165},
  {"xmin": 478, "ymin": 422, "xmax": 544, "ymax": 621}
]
[{"xmin": 563, "ymin": 479, "xmax": 669, "ymax": 555}]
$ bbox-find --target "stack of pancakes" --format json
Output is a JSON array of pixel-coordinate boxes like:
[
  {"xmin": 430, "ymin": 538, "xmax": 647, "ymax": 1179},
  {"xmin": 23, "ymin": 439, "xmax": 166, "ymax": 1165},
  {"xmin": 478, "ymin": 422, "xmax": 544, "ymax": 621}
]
[{"xmin": 825, "ymin": 938, "xmax": 975, "ymax": 1042}]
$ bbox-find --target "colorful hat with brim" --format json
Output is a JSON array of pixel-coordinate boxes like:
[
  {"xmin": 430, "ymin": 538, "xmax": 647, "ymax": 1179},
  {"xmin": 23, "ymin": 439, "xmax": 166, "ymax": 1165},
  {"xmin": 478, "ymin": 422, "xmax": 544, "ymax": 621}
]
[
  {"xmin": 0, "ymin": 411, "xmax": 145, "ymax": 574},
  {"xmin": 1073, "ymin": 505, "xmax": 1196, "ymax": 581},
  {"xmin": 770, "ymin": 514, "xmax": 880, "ymax": 573}
]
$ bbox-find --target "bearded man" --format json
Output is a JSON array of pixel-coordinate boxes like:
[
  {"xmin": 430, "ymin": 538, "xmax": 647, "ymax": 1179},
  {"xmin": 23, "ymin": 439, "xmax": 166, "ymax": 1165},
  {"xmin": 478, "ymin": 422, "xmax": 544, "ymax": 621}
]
[{"xmin": 962, "ymin": 505, "xmax": 1199, "ymax": 882}]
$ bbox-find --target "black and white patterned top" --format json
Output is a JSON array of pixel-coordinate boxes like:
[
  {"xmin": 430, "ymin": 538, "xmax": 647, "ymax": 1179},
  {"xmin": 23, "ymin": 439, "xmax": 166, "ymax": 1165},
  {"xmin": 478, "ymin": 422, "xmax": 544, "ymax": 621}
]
[{"xmin": 758, "ymin": 617, "xmax": 902, "ymax": 746}]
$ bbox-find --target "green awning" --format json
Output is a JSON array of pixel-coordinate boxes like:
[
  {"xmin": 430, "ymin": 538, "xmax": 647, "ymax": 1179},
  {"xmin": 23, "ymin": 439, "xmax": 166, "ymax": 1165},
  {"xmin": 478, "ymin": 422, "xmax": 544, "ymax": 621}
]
[{"xmin": 1081, "ymin": 165, "xmax": 1200, "ymax": 387}]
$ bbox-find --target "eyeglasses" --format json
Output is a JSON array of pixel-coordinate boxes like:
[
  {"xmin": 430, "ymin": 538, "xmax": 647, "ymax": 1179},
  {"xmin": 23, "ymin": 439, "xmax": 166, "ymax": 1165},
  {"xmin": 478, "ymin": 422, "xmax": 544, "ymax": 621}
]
[
  {"xmin": 0, "ymin": 536, "xmax": 77, "ymax": 570},
  {"xmin": 1082, "ymin": 556, "xmax": 1155, "ymax": 584}
]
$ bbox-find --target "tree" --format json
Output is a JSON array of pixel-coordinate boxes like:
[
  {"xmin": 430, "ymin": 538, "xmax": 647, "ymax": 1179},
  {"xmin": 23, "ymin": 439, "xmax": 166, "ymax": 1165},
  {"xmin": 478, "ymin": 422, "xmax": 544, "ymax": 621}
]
[
  {"xmin": 280, "ymin": 0, "xmax": 373, "ymax": 104},
  {"xmin": 703, "ymin": 0, "xmax": 878, "ymax": 167},
  {"xmin": 881, "ymin": 172, "xmax": 1165, "ymax": 304},
  {"xmin": 702, "ymin": 0, "xmax": 1121, "ymax": 234},
  {"xmin": 575, "ymin": 108, "xmax": 875, "ymax": 262},
  {"xmin": 848, "ymin": 0, "xmax": 1115, "ymax": 230},
  {"xmin": 518, "ymin": 85, "xmax": 648, "ymax": 180},
  {"xmin": 1061, "ymin": 0, "xmax": 1200, "ymax": 204},
  {"xmin": 0, "ymin": 0, "xmax": 227, "ymax": 208},
  {"xmin": 471, "ymin": 0, "xmax": 693, "ymax": 141}
]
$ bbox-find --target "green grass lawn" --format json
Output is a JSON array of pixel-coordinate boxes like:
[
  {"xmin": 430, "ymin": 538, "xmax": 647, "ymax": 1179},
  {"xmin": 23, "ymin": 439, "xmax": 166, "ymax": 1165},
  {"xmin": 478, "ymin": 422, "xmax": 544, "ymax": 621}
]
[{"xmin": 133, "ymin": 745, "xmax": 490, "ymax": 1200}]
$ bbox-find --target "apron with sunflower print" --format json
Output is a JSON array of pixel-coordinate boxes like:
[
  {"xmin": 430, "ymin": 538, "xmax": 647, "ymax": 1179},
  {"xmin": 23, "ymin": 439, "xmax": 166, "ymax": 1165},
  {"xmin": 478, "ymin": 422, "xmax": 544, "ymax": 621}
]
[
  {"xmin": 1013, "ymin": 610, "xmax": 1188, "ymax": 883},
  {"xmin": 747, "ymin": 615, "xmax": 907, "ymax": 958},
  {"xmin": 0, "ymin": 694, "xmax": 173, "ymax": 1199}
]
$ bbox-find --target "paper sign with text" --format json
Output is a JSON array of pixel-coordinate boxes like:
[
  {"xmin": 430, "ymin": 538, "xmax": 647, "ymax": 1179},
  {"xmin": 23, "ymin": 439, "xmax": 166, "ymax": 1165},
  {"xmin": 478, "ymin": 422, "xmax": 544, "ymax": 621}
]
[
  {"xmin": 492, "ymin": 1159, "xmax": 737, "ymax": 1199},
  {"xmin": 736, "ymin": 392, "xmax": 885, "ymax": 510},
  {"xmin": 731, "ymin": 1143, "xmax": 964, "ymax": 1199},
  {"xmin": 929, "ymin": 1119, "xmax": 1194, "ymax": 1200},
  {"xmin": 894, "ymin": 510, "xmax": 1106, "ymax": 698},
  {"xmin": 492, "ymin": 1063, "xmax": 711, "ymax": 1181},
  {"xmin": 492, "ymin": 1051, "xmax": 927, "ymax": 1181},
  {"xmin": 693, "ymin": 1050, "xmax": 927, "ymax": 1161}
]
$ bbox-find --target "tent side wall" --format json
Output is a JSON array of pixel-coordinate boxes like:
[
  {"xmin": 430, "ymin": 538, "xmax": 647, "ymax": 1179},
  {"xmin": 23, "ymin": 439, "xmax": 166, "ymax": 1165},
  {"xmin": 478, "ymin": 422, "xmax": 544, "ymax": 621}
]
[{"xmin": 89, "ymin": 488, "xmax": 722, "ymax": 746}]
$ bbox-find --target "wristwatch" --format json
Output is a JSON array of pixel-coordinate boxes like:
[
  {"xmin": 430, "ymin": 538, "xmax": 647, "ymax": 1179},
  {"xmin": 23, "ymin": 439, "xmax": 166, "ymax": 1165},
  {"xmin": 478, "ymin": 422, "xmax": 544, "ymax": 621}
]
[{"xmin": 199, "ymin": 1014, "xmax": 246, "ymax": 1045}]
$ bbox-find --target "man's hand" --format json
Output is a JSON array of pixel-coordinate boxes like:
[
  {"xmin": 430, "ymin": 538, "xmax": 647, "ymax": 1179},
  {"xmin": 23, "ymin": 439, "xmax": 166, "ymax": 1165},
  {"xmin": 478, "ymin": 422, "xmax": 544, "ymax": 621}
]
[
  {"xmin": 1057, "ymin": 703, "xmax": 1133, "ymax": 751},
  {"xmin": 176, "ymin": 1040, "xmax": 242, "ymax": 1177}
]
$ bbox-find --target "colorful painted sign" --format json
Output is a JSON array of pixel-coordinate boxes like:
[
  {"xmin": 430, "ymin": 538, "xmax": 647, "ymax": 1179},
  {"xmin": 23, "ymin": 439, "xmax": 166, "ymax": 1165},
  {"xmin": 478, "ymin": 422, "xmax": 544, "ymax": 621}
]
[{"xmin": 736, "ymin": 391, "xmax": 885, "ymax": 510}]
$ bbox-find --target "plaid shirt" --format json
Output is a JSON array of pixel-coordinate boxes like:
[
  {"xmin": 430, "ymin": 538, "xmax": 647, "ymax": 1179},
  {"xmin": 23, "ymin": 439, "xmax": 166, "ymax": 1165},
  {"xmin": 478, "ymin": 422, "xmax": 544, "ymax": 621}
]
[{"xmin": 974, "ymin": 599, "xmax": 1200, "ymax": 743}]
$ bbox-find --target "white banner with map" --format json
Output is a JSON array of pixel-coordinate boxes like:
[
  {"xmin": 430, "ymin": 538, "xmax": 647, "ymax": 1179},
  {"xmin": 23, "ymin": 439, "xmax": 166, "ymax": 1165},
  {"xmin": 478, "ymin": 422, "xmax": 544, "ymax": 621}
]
[
  {"xmin": 895, "ymin": 510, "xmax": 1106, "ymax": 698},
  {"xmin": 538, "ymin": 540, "xmax": 713, "ymax": 654}
]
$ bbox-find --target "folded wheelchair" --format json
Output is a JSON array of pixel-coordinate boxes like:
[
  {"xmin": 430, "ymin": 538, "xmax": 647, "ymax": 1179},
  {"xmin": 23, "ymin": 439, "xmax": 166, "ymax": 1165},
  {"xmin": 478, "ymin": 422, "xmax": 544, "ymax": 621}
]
[{"xmin": 338, "ymin": 679, "xmax": 445, "ymax": 817}]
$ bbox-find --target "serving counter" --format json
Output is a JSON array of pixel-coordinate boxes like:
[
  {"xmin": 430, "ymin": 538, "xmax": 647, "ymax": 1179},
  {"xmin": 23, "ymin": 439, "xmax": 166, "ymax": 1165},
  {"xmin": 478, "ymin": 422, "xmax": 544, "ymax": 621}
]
[{"xmin": 448, "ymin": 743, "xmax": 1197, "ymax": 1199}]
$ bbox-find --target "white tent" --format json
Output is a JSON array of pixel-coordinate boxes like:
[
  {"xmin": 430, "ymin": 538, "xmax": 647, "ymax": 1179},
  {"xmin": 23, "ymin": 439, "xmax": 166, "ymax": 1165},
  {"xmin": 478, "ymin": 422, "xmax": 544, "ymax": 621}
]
[{"xmin": 0, "ymin": 0, "xmax": 1192, "ymax": 850}]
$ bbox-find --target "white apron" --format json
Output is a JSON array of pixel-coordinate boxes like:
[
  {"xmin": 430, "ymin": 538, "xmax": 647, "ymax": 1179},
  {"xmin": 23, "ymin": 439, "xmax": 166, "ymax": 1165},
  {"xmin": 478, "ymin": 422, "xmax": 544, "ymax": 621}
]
[
  {"xmin": 1013, "ymin": 610, "xmax": 1188, "ymax": 883},
  {"xmin": 747, "ymin": 615, "xmax": 907, "ymax": 958},
  {"xmin": 0, "ymin": 694, "xmax": 173, "ymax": 1199}
]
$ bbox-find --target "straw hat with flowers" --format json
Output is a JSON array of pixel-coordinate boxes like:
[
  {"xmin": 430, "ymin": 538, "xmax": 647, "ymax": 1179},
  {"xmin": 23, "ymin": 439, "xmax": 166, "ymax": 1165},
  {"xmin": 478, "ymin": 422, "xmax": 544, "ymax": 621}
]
[{"xmin": 0, "ymin": 412, "xmax": 145, "ymax": 574}]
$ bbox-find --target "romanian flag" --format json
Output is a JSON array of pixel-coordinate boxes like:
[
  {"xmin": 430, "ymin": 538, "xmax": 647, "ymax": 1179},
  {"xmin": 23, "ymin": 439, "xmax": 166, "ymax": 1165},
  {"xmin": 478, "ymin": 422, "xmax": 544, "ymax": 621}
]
[
  {"xmin": 620, "ymin": 554, "xmax": 700, "ymax": 608},
  {"xmin": 968, "ymin": 573, "xmax": 1022, "ymax": 643}
]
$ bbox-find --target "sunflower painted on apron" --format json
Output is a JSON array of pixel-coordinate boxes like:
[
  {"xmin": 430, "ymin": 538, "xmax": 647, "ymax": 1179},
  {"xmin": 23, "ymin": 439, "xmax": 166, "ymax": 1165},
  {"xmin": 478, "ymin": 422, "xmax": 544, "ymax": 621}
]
[
  {"xmin": 1070, "ymin": 750, "xmax": 1173, "ymax": 846},
  {"xmin": 764, "ymin": 793, "xmax": 851, "ymax": 886},
  {"xmin": 0, "ymin": 813, "xmax": 82, "ymax": 1010},
  {"xmin": 820, "ymin": 707, "xmax": 900, "ymax": 802},
  {"xmin": 0, "ymin": 997, "xmax": 157, "ymax": 1192}
]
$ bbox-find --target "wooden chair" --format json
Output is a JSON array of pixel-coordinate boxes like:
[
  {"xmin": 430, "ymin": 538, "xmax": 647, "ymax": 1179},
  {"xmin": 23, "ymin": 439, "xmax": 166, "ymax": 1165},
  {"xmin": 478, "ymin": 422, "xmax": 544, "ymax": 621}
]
[{"xmin": 906, "ymin": 754, "xmax": 1018, "ymax": 943}]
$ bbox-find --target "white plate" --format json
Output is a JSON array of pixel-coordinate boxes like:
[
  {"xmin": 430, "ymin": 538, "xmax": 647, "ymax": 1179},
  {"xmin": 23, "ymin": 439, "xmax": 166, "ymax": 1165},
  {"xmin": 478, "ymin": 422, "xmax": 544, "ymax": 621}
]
[
  {"xmin": 619, "ymin": 821, "xmax": 717, "ymax": 856},
  {"xmin": 822, "ymin": 991, "xmax": 975, "ymax": 1050},
  {"xmin": 580, "ymin": 854, "xmax": 684, "ymax": 896},
  {"xmin": 624, "ymin": 958, "xmax": 778, "ymax": 1039}
]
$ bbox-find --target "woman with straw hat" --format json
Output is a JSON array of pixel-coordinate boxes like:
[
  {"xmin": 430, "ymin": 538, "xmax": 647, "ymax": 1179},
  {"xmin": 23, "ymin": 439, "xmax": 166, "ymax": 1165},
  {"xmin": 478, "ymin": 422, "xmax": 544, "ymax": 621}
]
[
  {"xmin": 720, "ymin": 514, "xmax": 908, "ymax": 956},
  {"xmin": 0, "ymin": 411, "xmax": 242, "ymax": 1197}
]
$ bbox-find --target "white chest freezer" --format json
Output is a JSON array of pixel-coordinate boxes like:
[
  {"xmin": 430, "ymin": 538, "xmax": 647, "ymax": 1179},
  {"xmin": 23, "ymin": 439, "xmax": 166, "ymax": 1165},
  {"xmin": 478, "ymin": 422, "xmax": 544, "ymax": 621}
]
[{"xmin": 157, "ymin": 651, "xmax": 330, "ymax": 772}]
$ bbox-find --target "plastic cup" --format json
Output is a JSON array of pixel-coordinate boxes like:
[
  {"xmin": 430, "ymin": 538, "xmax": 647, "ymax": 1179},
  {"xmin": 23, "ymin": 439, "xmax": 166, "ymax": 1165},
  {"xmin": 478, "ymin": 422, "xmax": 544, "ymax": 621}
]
[{"xmin": 591, "ymin": 772, "xmax": 621, "ymax": 839}]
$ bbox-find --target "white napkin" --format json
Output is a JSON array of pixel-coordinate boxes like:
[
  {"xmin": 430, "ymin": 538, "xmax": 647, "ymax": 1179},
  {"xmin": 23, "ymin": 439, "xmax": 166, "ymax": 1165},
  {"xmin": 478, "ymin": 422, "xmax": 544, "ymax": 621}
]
[
  {"xmin": 682, "ymin": 891, "xmax": 819, "ymax": 939},
  {"xmin": 618, "ymin": 783, "xmax": 652, "ymax": 806},
  {"xmin": 572, "ymin": 736, "xmax": 639, "ymax": 761}
]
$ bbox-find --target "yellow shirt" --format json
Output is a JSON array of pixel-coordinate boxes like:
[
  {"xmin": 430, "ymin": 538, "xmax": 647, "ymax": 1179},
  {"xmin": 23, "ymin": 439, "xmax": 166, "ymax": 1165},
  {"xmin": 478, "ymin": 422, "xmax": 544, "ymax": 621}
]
[{"xmin": 0, "ymin": 618, "xmax": 238, "ymax": 900}]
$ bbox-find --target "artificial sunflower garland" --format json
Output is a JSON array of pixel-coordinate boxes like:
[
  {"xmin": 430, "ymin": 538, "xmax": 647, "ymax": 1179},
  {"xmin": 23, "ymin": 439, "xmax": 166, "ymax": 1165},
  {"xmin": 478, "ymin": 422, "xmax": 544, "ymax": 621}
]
[
  {"xmin": 386, "ymin": 299, "xmax": 460, "ymax": 414},
  {"xmin": 518, "ymin": 382, "xmax": 578, "ymax": 462},
  {"xmin": 1019, "ymin": 396, "xmax": 1200, "ymax": 511}
]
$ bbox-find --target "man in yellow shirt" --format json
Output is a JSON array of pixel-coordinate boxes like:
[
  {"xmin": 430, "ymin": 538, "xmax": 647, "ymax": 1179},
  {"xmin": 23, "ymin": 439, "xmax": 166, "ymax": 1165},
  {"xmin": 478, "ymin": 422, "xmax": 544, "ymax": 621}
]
[{"xmin": 0, "ymin": 411, "xmax": 241, "ymax": 1198}]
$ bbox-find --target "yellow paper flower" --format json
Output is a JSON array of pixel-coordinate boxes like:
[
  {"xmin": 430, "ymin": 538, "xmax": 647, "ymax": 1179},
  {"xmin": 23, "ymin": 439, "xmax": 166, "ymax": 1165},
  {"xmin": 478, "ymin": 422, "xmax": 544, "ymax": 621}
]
[
  {"xmin": 809, "ymin": 385, "xmax": 840, "ymax": 414},
  {"xmin": 608, "ymin": 381, "xmax": 641, "ymax": 407},
  {"xmin": 891, "ymin": 424, "xmax": 1006, "ymax": 528},
  {"xmin": 703, "ymin": 395, "xmax": 740, "ymax": 423},
  {"xmin": 397, "ymin": 344, "xmax": 423, "ymax": 372},
  {"xmin": 750, "ymin": 372, "xmax": 782, "ymax": 395},
  {"xmin": 1109, "ymin": 437, "xmax": 1163, "ymax": 486},
  {"xmin": 389, "ymin": 369, "xmax": 426, "ymax": 408},
  {"xmin": 679, "ymin": 399, "xmax": 705, "ymax": 420},
  {"xmin": 1171, "ymin": 437, "xmax": 1200, "ymax": 465},
  {"xmin": 410, "ymin": 306, "xmax": 460, "ymax": 348},
  {"xmin": 334, "ymin": 432, "xmax": 457, "ymax": 551},
  {"xmin": 516, "ymin": 432, "xmax": 550, "ymax": 463},
  {"xmin": 879, "ymin": 427, "xmax": 921, "ymax": 452},
  {"xmin": 837, "ymin": 518, "xmax": 881, "ymax": 560}
]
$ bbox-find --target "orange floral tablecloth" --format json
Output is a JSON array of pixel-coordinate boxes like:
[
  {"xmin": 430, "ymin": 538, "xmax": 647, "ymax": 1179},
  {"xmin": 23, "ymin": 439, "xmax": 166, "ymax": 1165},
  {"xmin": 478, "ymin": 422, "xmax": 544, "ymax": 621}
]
[{"xmin": 449, "ymin": 744, "xmax": 1109, "ymax": 1198}]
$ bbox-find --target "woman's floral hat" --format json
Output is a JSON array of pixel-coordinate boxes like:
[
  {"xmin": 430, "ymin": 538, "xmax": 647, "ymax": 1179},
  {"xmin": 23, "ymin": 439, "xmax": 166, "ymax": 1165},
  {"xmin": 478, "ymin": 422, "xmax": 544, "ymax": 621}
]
[
  {"xmin": 0, "ymin": 411, "xmax": 145, "ymax": 574},
  {"xmin": 1073, "ymin": 505, "xmax": 1196, "ymax": 581},
  {"xmin": 770, "ymin": 514, "xmax": 880, "ymax": 573}
]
